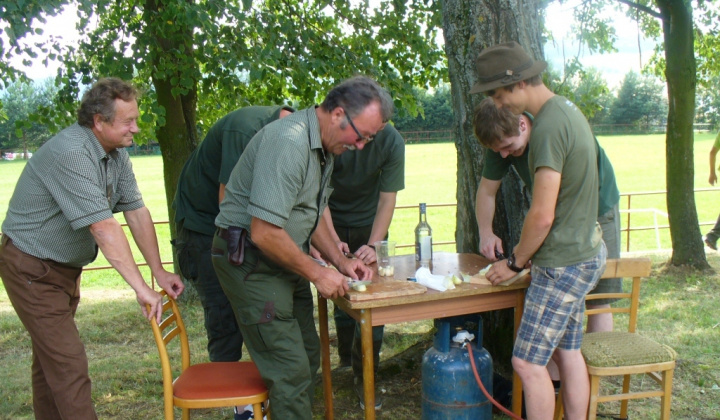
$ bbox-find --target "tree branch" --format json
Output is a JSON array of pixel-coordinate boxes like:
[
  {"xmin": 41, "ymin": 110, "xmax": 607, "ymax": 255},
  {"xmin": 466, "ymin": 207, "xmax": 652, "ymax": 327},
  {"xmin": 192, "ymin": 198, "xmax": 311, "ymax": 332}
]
[{"xmin": 614, "ymin": 0, "xmax": 664, "ymax": 20}]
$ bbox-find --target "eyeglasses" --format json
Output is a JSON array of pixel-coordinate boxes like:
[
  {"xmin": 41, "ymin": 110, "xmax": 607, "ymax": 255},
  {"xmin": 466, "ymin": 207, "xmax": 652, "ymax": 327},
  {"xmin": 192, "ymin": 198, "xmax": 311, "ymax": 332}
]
[{"xmin": 342, "ymin": 108, "xmax": 374, "ymax": 144}]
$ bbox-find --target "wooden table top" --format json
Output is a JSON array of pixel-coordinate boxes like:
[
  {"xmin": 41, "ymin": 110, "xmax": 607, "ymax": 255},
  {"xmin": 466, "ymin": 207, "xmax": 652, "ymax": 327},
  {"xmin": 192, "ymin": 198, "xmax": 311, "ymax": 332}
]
[{"xmin": 339, "ymin": 252, "xmax": 530, "ymax": 309}]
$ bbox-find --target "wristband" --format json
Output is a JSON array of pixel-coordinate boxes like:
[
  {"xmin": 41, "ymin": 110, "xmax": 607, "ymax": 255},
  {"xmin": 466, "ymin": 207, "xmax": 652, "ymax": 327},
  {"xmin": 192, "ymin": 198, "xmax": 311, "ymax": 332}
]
[
  {"xmin": 368, "ymin": 244, "xmax": 375, "ymax": 250},
  {"xmin": 507, "ymin": 253, "xmax": 524, "ymax": 273}
]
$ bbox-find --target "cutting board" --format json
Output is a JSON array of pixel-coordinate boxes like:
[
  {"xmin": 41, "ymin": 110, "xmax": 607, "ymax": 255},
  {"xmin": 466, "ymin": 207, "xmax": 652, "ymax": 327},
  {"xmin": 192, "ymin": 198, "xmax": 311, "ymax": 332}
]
[
  {"xmin": 346, "ymin": 280, "xmax": 428, "ymax": 301},
  {"xmin": 466, "ymin": 268, "xmax": 530, "ymax": 286}
]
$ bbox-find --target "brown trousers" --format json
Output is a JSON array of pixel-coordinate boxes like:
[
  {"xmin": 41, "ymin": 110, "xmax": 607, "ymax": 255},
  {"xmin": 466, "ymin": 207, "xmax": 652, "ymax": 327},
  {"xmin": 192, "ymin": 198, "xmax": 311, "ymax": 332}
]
[{"xmin": 0, "ymin": 235, "xmax": 97, "ymax": 420}]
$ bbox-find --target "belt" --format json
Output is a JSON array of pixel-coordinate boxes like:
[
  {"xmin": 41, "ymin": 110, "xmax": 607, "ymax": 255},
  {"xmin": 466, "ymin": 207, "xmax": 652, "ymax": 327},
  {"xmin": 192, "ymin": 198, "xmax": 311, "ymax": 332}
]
[{"xmin": 217, "ymin": 227, "xmax": 258, "ymax": 249}]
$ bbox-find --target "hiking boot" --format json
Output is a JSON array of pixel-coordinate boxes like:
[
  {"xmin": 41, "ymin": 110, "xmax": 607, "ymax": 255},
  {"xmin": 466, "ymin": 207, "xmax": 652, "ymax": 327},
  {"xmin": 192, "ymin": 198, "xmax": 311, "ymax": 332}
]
[
  {"xmin": 353, "ymin": 376, "xmax": 382, "ymax": 410},
  {"xmin": 704, "ymin": 236, "xmax": 717, "ymax": 250}
]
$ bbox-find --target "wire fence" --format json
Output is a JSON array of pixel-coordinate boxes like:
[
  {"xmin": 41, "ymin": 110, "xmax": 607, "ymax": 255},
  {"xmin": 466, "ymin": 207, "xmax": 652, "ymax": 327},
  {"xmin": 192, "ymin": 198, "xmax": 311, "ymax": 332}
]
[{"xmin": 66, "ymin": 187, "xmax": 720, "ymax": 276}]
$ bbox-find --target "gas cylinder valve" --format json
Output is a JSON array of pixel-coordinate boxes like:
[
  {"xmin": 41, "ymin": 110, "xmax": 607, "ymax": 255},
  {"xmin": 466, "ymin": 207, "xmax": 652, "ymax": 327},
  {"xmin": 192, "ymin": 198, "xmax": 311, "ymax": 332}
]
[{"xmin": 452, "ymin": 330, "xmax": 475, "ymax": 346}]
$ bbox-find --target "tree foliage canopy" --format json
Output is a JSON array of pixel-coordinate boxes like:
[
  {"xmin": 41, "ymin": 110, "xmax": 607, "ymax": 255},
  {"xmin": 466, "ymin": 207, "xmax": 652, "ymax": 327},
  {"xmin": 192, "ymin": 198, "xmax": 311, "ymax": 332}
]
[
  {"xmin": 0, "ymin": 79, "xmax": 59, "ymax": 154},
  {"xmin": 2, "ymin": 0, "xmax": 447, "ymax": 130},
  {"xmin": 1, "ymin": 0, "xmax": 448, "ymax": 230},
  {"xmin": 610, "ymin": 70, "xmax": 667, "ymax": 126}
]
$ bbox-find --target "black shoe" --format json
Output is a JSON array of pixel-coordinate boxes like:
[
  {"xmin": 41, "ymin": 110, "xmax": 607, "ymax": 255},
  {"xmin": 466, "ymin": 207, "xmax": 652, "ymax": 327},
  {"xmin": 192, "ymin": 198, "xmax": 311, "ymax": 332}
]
[
  {"xmin": 353, "ymin": 376, "xmax": 382, "ymax": 410},
  {"xmin": 552, "ymin": 379, "xmax": 562, "ymax": 395},
  {"xmin": 705, "ymin": 236, "xmax": 717, "ymax": 250}
]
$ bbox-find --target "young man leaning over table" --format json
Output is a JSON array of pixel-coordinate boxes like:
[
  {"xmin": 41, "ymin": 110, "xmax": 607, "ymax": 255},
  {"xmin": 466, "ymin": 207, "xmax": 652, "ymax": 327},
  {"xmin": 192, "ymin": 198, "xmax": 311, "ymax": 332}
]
[
  {"xmin": 473, "ymin": 96, "xmax": 622, "ymax": 390},
  {"xmin": 472, "ymin": 42, "xmax": 606, "ymax": 420}
]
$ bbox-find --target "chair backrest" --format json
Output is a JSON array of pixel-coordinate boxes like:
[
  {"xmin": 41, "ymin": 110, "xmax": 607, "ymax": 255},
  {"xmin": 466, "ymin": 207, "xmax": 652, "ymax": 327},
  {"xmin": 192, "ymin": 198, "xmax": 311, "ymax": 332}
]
[
  {"xmin": 586, "ymin": 258, "xmax": 652, "ymax": 333},
  {"xmin": 148, "ymin": 291, "xmax": 192, "ymax": 399}
]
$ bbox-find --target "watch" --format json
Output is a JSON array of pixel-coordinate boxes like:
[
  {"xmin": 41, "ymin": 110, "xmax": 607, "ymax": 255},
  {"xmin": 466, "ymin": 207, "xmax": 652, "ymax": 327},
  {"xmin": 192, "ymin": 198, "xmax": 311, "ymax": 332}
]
[{"xmin": 507, "ymin": 253, "xmax": 524, "ymax": 273}]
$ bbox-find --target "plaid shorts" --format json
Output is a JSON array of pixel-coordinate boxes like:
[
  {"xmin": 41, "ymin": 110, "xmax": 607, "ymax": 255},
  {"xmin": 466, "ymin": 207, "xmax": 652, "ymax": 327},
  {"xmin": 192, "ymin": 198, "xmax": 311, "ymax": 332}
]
[{"xmin": 513, "ymin": 243, "xmax": 607, "ymax": 366}]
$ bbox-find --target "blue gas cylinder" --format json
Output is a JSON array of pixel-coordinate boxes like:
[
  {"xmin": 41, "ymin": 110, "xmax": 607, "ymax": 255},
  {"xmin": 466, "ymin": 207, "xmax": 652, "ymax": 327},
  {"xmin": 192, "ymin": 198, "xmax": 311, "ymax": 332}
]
[{"xmin": 421, "ymin": 316, "xmax": 493, "ymax": 419}]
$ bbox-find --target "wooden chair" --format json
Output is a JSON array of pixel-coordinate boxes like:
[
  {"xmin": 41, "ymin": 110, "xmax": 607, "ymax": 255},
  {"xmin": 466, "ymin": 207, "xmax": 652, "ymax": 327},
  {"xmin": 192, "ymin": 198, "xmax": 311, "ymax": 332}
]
[
  {"xmin": 148, "ymin": 291, "xmax": 270, "ymax": 420},
  {"xmin": 554, "ymin": 258, "xmax": 676, "ymax": 420}
]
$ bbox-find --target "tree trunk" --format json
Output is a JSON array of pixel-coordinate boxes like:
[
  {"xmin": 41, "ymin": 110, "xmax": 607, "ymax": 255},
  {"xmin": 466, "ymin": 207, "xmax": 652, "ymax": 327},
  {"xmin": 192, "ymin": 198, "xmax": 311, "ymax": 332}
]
[
  {"xmin": 656, "ymin": 0, "xmax": 709, "ymax": 268},
  {"xmin": 144, "ymin": 0, "xmax": 199, "ymax": 242},
  {"xmin": 441, "ymin": 0, "xmax": 543, "ymax": 367}
]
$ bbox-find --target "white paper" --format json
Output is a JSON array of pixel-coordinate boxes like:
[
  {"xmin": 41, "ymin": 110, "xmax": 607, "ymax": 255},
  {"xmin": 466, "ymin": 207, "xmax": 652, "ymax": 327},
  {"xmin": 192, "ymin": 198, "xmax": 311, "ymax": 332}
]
[{"xmin": 414, "ymin": 267, "xmax": 455, "ymax": 292}]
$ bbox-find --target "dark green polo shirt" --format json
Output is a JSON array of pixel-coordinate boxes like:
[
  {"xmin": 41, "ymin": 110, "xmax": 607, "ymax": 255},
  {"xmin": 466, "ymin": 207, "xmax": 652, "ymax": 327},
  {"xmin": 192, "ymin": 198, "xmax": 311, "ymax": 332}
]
[
  {"xmin": 215, "ymin": 107, "xmax": 334, "ymax": 253},
  {"xmin": 173, "ymin": 106, "xmax": 291, "ymax": 236},
  {"xmin": 329, "ymin": 124, "xmax": 405, "ymax": 227}
]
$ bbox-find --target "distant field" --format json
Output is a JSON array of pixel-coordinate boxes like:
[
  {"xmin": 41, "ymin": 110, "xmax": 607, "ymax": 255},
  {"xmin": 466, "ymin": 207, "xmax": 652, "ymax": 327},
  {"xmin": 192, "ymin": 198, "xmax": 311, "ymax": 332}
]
[{"xmin": 0, "ymin": 132, "xmax": 718, "ymax": 274}]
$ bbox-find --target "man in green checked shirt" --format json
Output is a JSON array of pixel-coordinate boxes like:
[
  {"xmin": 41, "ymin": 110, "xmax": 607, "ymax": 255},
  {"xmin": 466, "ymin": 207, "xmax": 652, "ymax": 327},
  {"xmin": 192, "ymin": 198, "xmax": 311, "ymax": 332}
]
[
  {"xmin": 212, "ymin": 76, "xmax": 394, "ymax": 419},
  {"xmin": 0, "ymin": 78, "xmax": 184, "ymax": 419}
]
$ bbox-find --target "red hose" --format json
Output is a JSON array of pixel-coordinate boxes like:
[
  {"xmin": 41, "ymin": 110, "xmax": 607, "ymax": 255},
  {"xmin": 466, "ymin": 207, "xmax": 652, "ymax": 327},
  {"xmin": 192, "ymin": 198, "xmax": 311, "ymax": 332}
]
[{"xmin": 466, "ymin": 342, "xmax": 525, "ymax": 420}]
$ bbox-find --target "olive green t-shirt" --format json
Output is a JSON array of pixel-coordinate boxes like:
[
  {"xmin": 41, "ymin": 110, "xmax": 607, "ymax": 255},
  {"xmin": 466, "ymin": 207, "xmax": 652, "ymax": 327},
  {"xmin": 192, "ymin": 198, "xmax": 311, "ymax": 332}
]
[
  {"xmin": 329, "ymin": 124, "xmax": 405, "ymax": 227},
  {"xmin": 529, "ymin": 96, "xmax": 602, "ymax": 267},
  {"xmin": 215, "ymin": 107, "xmax": 334, "ymax": 253},
  {"xmin": 173, "ymin": 106, "xmax": 291, "ymax": 236},
  {"xmin": 482, "ymin": 117, "xmax": 619, "ymax": 217}
]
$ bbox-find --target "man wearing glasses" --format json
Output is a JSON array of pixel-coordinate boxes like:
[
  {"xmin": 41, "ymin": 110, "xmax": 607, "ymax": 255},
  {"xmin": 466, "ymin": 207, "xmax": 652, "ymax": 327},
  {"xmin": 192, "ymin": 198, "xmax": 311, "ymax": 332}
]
[
  {"xmin": 212, "ymin": 76, "xmax": 394, "ymax": 419},
  {"xmin": 312, "ymin": 122, "xmax": 405, "ymax": 410}
]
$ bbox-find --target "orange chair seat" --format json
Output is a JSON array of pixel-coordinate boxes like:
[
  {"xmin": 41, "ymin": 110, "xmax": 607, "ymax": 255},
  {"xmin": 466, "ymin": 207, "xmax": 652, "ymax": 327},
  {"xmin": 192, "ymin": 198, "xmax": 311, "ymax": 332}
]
[{"xmin": 174, "ymin": 361, "xmax": 266, "ymax": 400}]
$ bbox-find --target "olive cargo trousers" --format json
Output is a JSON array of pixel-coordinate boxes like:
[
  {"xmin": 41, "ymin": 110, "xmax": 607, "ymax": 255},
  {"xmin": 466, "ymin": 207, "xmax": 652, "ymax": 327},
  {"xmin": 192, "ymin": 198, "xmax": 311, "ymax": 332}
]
[{"xmin": 211, "ymin": 231, "xmax": 320, "ymax": 420}]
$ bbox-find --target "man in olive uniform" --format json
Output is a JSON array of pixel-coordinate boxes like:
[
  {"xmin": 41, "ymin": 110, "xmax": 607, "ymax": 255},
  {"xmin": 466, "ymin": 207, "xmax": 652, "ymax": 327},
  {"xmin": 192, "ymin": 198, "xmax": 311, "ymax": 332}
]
[
  {"xmin": 320, "ymin": 123, "xmax": 405, "ymax": 410},
  {"xmin": 173, "ymin": 105, "xmax": 293, "ymax": 362},
  {"xmin": 212, "ymin": 76, "xmax": 394, "ymax": 419}
]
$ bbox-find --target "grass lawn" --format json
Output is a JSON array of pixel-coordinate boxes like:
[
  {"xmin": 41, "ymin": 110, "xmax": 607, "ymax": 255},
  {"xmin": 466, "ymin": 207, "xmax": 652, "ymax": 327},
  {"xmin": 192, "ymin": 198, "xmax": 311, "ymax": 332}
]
[{"xmin": 1, "ymin": 132, "xmax": 720, "ymax": 418}]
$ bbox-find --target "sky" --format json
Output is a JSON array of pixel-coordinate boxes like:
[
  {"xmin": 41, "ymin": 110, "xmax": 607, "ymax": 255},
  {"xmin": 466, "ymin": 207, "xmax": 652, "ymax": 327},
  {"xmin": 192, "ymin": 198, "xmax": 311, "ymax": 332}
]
[
  {"xmin": 543, "ymin": 0, "xmax": 662, "ymax": 89},
  {"xmin": 6, "ymin": 1, "xmax": 662, "ymax": 91}
]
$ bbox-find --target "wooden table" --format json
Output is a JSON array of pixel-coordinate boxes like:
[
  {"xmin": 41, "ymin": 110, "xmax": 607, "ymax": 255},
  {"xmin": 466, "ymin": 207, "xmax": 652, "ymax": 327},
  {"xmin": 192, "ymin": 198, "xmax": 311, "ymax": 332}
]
[{"xmin": 317, "ymin": 252, "xmax": 529, "ymax": 420}]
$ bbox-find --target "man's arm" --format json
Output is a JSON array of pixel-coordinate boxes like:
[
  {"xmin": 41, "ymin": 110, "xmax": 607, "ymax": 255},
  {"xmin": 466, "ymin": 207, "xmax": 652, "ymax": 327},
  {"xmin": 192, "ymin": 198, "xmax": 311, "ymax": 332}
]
[
  {"xmin": 354, "ymin": 191, "xmax": 397, "ymax": 264},
  {"xmin": 252, "ymin": 218, "xmax": 369, "ymax": 299},
  {"xmin": 709, "ymin": 146, "xmax": 719, "ymax": 186},
  {"xmin": 310, "ymin": 207, "xmax": 349, "ymax": 261},
  {"xmin": 124, "ymin": 207, "xmax": 185, "ymax": 298},
  {"xmin": 475, "ymin": 177, "xmax": 503, "ymax": 260},
  {"xmin": 90, "ymin": 216, "xmax": 167, "ymax": 323},
  {"xmin": 219, "ymin": 183, "xmax": 227, "ymax": 203},
  {"xmin": 486, "ymin": 167, "xmax": 560, "ymax": 284}
]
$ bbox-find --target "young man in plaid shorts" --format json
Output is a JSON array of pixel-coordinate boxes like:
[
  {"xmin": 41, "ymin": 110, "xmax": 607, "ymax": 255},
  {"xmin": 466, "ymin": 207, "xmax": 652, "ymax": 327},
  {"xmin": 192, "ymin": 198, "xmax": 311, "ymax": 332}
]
[{"xmin": 472, "ymin": 42, "xmax": 607, "ymax": 420}]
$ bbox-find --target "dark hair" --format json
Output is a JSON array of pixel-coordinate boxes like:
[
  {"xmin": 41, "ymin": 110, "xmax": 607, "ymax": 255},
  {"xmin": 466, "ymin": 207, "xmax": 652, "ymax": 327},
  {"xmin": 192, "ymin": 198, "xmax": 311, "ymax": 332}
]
[
  {"xmin": 77, "ymin": 78, "xmax": 139, "ymax": 128},
  {"xmin": 320, "ymin": 76, "xmax": 394, "ymax": 122},
  {"xmin": 473, "ymin": 98, "xmax": 520, "ymax": 148},
  {"xmin": 485, "ymin": 74, "xmax": 543, "ymax": 96}
]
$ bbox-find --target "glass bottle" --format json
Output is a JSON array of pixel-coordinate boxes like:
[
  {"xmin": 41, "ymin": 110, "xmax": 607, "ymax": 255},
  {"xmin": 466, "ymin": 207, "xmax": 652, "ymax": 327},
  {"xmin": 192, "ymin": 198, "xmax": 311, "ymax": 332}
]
[{"xmin": 414, "ymin": 203, "xmax": 433, "ymax": 266}]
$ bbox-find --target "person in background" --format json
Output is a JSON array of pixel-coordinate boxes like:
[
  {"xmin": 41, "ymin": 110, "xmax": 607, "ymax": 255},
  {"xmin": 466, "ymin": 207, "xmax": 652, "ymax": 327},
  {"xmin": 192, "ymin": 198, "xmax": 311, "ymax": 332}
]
[
  {"xmin": 472, "ymin": 42, "xmax": 606, "ymax": 420},
  {"xmin": 172, "ymin": 105, "xmax": 293, "ymax": 420},
  {"xmin": 212, "ymin": 76, "xmax": 393, "ymax": 419},
  {"xmin": 703, "ymin": 129, "xmax": 720, "ymax": 250},
  {"xmin": 315, "ymin": 123, "xmax": 405, "ymax": 410},
  {"xmin": 0, "ymin": 77, "xmax": 184, "ymax": 420}
]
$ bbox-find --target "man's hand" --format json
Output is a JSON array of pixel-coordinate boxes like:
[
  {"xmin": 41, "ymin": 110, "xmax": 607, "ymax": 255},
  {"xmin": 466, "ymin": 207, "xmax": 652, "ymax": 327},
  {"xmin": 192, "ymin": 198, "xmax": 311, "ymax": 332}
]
[
  {"xmin": 337, "ymin": 241, "xmax": 350, "ymax": 255},
  {"xmin": 337, "ymin": 257, "xmax": 373, "ymax": 281},
  {"xmin": 309, "ymin": 245, "xmax": 326, "ymax": 263},
  {"xmin": 480, "ymin": 234, "xmax": 504, "ymax": 261},
  {"xmin": 353, "ymin": 245, "xmax": 377, "ymax": 264},
  {"xmin": 313, "ymin": 267, "xmax": 351, "ymax": 299},
  {"xmin": 136, "ymin": 286, "xmax": 164, "ymax": 323},
  {"xmin": 710, "ymin": 171, "xmax": 717, "ymax": 186},
  {"xmin": 155, "ymin": 269, "xmax": 185, "ymax": 299},
  {"xmin": 485, "ymin": 260, "xmax": 517, "ymax": 286}
]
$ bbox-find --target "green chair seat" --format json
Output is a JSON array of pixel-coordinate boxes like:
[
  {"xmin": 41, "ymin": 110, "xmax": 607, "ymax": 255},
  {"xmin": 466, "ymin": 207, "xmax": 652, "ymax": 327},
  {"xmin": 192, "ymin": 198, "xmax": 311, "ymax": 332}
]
[{"xmin": 582, "ymin": 331, "xmax": 677, "ymax": 368}]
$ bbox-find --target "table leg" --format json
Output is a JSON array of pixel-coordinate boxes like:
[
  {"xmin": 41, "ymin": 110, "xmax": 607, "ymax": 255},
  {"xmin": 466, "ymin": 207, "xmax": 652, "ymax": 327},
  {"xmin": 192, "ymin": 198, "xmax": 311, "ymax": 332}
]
[
  {"xmin": 512, "ymin": 290, "xmax": 525, "ymax": 416},
  {"xmin": 360, "ymin": 309, "xmax": 375, "ymax": 420},
  {"xmin": 318, "ymin": 295, "xmax": 334, "ymax": 420}
]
